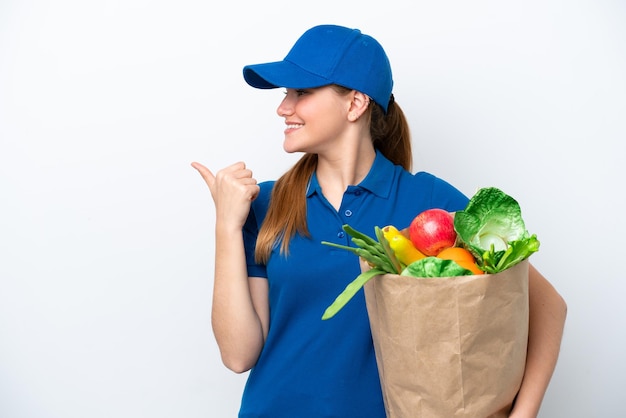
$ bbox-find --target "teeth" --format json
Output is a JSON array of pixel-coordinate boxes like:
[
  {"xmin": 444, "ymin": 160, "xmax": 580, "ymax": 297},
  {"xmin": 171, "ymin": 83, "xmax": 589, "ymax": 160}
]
[{"xmin": 286, "ymin": 124, "xmax": 303, "ymax": 129}]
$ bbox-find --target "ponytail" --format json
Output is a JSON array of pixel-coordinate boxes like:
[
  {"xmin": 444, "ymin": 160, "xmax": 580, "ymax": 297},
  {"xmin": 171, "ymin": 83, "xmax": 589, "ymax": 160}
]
[{"xmin": 370, "ymin": 94, "xmax": 412, "ymax": 171}]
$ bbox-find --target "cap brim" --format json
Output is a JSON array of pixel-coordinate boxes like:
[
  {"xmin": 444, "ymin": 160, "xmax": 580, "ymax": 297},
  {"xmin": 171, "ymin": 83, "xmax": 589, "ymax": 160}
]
[{"xmin": 243, "ymin": 60, "xmax": 331, "ymax": 90}]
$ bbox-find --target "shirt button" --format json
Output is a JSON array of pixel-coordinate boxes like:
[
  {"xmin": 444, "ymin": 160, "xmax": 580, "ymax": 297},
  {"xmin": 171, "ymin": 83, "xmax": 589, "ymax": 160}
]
[
  {"xmin": 344, "ymin": 210, "xmax": 353, "ymax": 217},
  {"xmin": 337, "ymin": 231, "xmax": 345, "ymax": 238},
  {"xmin": 355, "ymin": 190, "xmax": 362, "ymax": 196}
]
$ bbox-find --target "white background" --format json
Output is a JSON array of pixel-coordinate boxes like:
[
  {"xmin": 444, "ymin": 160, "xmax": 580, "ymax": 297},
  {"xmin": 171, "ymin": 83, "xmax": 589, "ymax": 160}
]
[{"xmin": 1, "ymin": 1, "xmax": 624, "ymax": 417}]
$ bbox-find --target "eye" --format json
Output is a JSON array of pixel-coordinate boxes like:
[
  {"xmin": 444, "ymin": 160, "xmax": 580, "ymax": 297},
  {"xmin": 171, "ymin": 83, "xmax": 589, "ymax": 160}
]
[{"xmin": 283, "ymin": 88, "xmax": 309, "ymax": 97}]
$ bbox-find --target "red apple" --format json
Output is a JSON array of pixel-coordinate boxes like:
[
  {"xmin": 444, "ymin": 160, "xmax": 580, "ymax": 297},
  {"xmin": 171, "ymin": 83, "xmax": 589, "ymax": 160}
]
[{"xmin": 409, "ymin": 209, "xmax": 457, "ymax": 256}]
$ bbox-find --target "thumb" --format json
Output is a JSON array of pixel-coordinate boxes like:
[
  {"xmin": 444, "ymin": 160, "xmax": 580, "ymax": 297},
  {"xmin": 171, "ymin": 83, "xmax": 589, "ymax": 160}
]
[{"xmin": 190, "ymin": 161, "xmax": 216, "ymax": 190}]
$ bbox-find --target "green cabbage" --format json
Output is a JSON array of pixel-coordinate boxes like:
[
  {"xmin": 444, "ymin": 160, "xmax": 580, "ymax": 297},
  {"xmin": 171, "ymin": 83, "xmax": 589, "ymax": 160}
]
[{"xmin": 454, "ymin": 187, "xmax": 540, "ymax": 273}]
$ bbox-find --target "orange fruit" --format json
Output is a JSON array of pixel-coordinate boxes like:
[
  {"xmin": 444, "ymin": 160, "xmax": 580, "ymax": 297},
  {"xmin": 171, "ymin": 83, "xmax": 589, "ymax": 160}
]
[{"xmin": 436, "ymin": 247, "xmax": 484, "ymax": 275}]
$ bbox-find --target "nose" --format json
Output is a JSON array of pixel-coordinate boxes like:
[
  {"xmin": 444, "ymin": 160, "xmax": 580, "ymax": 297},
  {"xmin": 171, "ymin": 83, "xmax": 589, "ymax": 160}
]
[{"xmin": 277, "ymin": 92, "xmax": 295, "ymax": 117}]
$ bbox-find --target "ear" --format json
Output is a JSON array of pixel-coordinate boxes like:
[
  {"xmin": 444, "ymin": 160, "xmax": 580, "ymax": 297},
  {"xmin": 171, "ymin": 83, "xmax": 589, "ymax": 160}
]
[{"xmin": 347, "ymin": 91, "xmax": 371, "ymax": 122}]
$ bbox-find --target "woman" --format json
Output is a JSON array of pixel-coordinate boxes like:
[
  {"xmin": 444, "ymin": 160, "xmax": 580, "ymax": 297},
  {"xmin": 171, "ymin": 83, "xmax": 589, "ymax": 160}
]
[{"xmin": 192, "ymin": 24, "xmax": 566, "ymax": 418}]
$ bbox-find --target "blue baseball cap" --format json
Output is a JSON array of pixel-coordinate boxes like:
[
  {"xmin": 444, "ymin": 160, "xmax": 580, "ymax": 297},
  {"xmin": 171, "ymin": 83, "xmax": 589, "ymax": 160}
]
[{"xmin": 243, "ymin": 24, "xmax": 393, "ymax": 112}]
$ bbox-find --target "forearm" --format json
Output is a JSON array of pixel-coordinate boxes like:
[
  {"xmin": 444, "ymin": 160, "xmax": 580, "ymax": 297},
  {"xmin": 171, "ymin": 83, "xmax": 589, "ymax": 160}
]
[
  {"xmin": 211, "ymin": 223, "xmax": 265, "ymax": 373},
  {"xmin": 190, "ymin": 161, "xmax": 265, "ymax": 372},
  {"xmin": 510, "ymin": 265, "xmax": 567, "ymax": 417}
]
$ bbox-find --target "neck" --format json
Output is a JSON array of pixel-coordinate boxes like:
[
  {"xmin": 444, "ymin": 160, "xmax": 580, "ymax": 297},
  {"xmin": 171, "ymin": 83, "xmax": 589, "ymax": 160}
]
[{"xmin": 315, "ymin": 144, "xmax": 376, "ymax": 210}]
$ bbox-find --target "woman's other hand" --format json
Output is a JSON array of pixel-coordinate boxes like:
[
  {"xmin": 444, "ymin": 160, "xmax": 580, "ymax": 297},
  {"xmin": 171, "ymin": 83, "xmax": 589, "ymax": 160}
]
[{"xmin": 191, "ymin": 161, "xmax": 260, "ymax": 229}]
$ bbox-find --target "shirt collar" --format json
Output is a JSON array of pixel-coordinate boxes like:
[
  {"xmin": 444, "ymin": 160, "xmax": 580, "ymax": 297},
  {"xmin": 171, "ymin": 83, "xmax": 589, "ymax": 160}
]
[{"xmin": 306, "ymin": 150, "xmax": 395, "ymax": 199}]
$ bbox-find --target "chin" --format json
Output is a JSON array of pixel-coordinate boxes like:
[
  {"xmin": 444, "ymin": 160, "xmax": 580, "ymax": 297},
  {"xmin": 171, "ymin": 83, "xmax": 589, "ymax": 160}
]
[{"xmin": 283, "ymin": 142, "xmax": 304, "ymax": 154}]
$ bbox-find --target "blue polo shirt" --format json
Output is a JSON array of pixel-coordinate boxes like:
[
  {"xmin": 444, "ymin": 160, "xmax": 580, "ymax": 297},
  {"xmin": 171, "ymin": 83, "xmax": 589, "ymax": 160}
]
[{"xmin": 239, "ymin": 151, "xmax": 468, "ymax": 418}]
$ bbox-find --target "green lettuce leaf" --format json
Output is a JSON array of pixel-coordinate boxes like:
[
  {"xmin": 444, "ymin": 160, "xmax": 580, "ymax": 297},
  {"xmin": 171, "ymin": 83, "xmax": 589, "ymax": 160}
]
[
  {"xmin": 454, "ymin": 187, "xmax": 540, "ymax": 273},
  {"xmin": 480, "ymin": 235, "xmax": 541, "ymax": 274},
  {"xmin": 401, "ymin": 257, "xmax": 473, "ymax": 278}
]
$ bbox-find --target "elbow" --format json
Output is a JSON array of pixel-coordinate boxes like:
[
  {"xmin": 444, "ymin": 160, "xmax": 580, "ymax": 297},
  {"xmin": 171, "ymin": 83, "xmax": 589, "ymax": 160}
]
[
  {"xmin": 214, "ymin": 335, "xmax": 263, "ymax": 373},
  {"xmin": 553, "ymin": 286, "xmax": 568, "ymax": 320},
  {"xmin": 212, "ymin": 336, "xmax": 263, "ymax": 374},
  {"xmin": 549, "ymin": 289, "xmax": 568, "ymax": 331},
  {"xmin": 211, "ymin": 314, "xmax": 266, "ymax": 374},
  {"xmin": 559, "ymin": 294, "xmax": 568, "ymax": 322},
  {"xmin": 219, "ymin": 350, "xmax": 258, "ymax": 374}
]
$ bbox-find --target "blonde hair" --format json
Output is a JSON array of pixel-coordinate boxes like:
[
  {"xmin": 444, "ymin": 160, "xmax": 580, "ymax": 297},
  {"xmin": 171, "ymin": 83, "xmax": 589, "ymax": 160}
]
[{"xmin": 255, "ymin": 87, "xmax": 411, "ymax": 263}]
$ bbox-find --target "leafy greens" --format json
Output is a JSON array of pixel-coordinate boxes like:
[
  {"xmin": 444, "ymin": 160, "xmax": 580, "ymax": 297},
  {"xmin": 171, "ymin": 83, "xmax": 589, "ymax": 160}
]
[
  {"xmin": 454, "ymin": 187, "xmax": 540, "ymax": 273},
  {"xmin": 401, "ymin": 257, "xmax": 473, "ymax": 278}
]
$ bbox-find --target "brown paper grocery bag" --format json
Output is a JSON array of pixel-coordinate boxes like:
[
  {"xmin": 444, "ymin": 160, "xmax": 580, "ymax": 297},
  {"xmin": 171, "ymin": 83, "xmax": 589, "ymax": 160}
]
[{"xmin": 364, "ymin": 259, "xmax": 529, "ymax": 418}]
